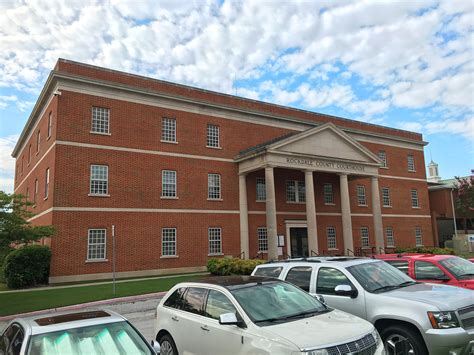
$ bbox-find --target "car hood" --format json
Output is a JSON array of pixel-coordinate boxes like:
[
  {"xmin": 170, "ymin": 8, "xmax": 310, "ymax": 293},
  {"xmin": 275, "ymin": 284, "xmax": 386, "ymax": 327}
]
[
  {"xmin": 261, "ymin": 309, "xmax": 373, "ymax": 350},
  {"xmin": 384, "ymin": 283, "xmax": 474, "ymax": 310}
]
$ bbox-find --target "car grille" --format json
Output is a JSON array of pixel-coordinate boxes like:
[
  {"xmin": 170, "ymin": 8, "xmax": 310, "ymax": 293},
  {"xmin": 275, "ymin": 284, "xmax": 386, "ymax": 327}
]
[
  {"xmin": 325, "ymin": 334, "xmax": 377, "ymax": 355},
  {"xmin": 458, "ymin": 305, "xmax": 474, "ymax": 330}
]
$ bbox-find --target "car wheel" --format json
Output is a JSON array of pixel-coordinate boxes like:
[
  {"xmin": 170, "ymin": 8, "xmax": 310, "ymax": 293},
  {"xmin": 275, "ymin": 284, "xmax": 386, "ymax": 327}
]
[
  {"xmin": 159, "ymin": 334, "xmax": 178, "ymax": 355},
  {"xmin": 381, "ymin": 325, "xmax": 428, "ymax": 355}
]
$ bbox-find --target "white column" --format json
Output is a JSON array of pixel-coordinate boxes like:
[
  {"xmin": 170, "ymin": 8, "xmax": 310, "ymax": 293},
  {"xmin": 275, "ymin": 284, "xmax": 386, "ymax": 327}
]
[
  {"xmin": 305, "ymin": 170, "xmax": 318, "ymax": 255},
  {"xmin": 265, "ymin": 166, "xmax": 278, "ymax": 260},
  {"xmin": 239, "ymin": 174, "xmax": 249, "ymax": 259},
  {"xmin": 339, "ymin": 173, "xmax": 354, "ymax": 254},
  {"xmin": 371, "ymin": 176, "xmax": 384, "ymax": 254}
]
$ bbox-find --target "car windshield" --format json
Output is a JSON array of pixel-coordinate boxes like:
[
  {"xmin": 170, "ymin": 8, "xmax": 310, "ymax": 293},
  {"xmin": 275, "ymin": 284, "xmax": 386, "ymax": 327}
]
[
  {"xmin": 230, "ymin": 281, "xmax": 328, "ymax": 326},
  {"xmin": 348, "ymin": 261, "xmax": 416, "ymax": 293},
  {"xmin": 439, "ymin": 257, "xmax": 474, "ymax": 279},
  {"xmin": 27, "ymin": 321, "xmax": 153, "ymax": 355}
]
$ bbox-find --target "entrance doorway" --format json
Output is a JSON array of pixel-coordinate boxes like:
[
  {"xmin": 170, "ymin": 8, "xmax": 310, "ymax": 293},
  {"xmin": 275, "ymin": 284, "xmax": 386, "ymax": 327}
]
[{"xmin": 290, "ymin": 227, "xmax": 308, "ymax": 258}]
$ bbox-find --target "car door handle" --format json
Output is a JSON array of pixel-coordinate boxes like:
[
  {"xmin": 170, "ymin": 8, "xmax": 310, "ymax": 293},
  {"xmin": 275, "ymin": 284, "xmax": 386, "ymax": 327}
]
[
  {"xmin": 200, "ymin": 325, "xmax": 210, "ymax": 331},
  {"xmin": 171, "ymin": 316, "xmax": 179, "ymax": 322}
]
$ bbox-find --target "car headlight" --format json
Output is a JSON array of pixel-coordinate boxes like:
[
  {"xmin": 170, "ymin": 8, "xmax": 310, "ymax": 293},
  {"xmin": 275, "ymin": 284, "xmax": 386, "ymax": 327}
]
[
  {"xmin": 371, "ymin": 328, "xmax": 382, "ymax": 346},
  {"xmin": 302, "ymin": 350, "xmax": 328, "ymax": 355},
  {"xmin": 428, "ymin": 311, "xmax": 460, "ymax": 329}
]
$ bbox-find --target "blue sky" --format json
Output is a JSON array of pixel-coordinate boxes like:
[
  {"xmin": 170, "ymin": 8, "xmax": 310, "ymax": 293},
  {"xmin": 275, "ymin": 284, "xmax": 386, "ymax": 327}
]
[{"xmin": 0, "ymin": 0, "xmax": 473, "ymax": 193}]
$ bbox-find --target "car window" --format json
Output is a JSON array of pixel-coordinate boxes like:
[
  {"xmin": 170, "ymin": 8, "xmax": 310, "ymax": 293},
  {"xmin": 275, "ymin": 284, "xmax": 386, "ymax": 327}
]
[
  {"xmin": 415, "ymin": 261, "xmax": 445, "ymax": 279},
  {"xmin": 8, "ymin": 329, "xmax": 23, "ymax": 355},
  {"xmin": 254, "ymin": 266, "xmax": 283, "ymax": 278},
  {"xmin": 385, "ymin": 260, "xmax": 409, "ymax": 275},
  {"xmin": 182, "ymin": 287, "xmax": 207, "ymax": 316},
  {"xmin": 164, "ymin": 287, "xmax": 186, "ymax": 309},
  {"xmin": 316, "ymin": 267, "xmax": 353, "ymax": 295},
  {"xmin": 205, "ymin": 290, "xmax": 237, "ymax": 320},
  {"xmin": 285, "ymin": 266, "xmax": 312, "ymax": 292},
  {"xmin": 1, "ymin": 324, "xmax": 20, "ymax": 355}
]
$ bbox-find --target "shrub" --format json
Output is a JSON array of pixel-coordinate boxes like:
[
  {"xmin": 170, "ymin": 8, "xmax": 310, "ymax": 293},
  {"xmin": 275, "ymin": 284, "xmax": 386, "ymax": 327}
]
[
  {"xmin": 207, "ymin": 258, "xmax": 265, "ymax": 276},
  {"xmin": 3, "ymin": 245, "xmax": 51, "ymax": 289},
  {"xmin": 394, "ymin": 247, "xmax": 454, "ymax": 255},
  {"xmin": 0, "ymin": 247, "xmax": 13, "ymax": 283}
]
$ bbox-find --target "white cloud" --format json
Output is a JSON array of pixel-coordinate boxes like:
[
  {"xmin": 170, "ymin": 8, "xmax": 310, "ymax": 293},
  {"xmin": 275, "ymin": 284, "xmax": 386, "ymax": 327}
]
[
  {"xmin": 0, "ymin": 134, "xmax": 18, "ymax": 193},
  {"xmin": 399, "ymin": 116, "xmax": 474, "ymax": 141}
]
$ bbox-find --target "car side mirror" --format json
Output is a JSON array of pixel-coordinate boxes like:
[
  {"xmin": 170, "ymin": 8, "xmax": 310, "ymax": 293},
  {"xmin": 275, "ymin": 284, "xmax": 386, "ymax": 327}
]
[
  {"xmin": 219, "ymin": 313, "xmax": 245, "ymax": 328},
  {"xmin": 314, "ymin": 294, "xmax": 326, "ymax": 304},
  {"xmin": 150, "ymin": 340, "xmax": 161, "ymax": 354},
  {"xmin": 334, "ymin": 284, "xmax": 358, "ymax": 298}
]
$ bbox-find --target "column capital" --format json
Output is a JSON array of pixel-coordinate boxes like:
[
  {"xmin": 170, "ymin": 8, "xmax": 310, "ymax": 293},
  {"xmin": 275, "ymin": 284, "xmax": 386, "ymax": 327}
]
[
  {"xmin": 304, "ymin": 169, "xmax": 315, "ymax": 174},
  {"xmin": 371, "ymin": 175, "xmax": 379, "ymax": 181},
  {"xmin": 238, "ymin": 172, "xmax": 247, "ymax": 177},
  {"xmin": 338, "ymin": 172, "xmax": 349, "ymax": 177}
]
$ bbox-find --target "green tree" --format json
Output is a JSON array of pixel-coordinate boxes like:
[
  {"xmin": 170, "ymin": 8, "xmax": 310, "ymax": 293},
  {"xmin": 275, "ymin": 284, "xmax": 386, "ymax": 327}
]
[
  {"xmin": 455, "ymin": 175, "xmax": 474, "ymax": 234},
  {"xmin": 0, "ymin": 191, "xmax": 55, "ymax": 249}
]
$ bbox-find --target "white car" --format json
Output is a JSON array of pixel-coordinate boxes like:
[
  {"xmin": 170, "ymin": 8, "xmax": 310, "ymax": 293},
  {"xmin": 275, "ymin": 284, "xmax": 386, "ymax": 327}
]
[{"xmin": 155, "ymin": 276, "xmax": 384, "ymax": 355}]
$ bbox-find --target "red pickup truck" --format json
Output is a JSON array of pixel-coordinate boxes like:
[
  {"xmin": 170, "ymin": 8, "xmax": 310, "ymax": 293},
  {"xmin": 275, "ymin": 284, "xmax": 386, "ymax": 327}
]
[{"xmin": 375, "ymin": 253, "xmax": 474, "ymax": 290}]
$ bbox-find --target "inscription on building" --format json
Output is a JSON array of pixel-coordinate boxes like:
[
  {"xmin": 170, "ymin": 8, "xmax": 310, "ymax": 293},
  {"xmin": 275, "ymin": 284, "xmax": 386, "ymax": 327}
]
[{"xmin": 286, "ymin": 158, "xmax": 365, "ymax": 171}]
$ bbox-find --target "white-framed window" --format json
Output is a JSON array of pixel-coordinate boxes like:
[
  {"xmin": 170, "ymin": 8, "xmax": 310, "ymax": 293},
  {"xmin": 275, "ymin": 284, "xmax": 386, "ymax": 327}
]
[
  {"xmin": 378, "ymin": 150, "xmax": 387, "ymax": 168},
  {"xmin": 256, "ymin": 177, "xmax": 266, "ymax": 201},
  {"xmin": 207, "ymin": 124, "xmax": 220, "ymax": 148},
  {"xmin": 87, "ymin": 229, "xmax": 106, "ymax": 260},
  {"xmin": 162, "ymin": 170, "xmax": 177, "ymax": 198},
  {"xmin": 208, "ymin": 173, "xmax": 221, "ymax": 200},
  {"xmin": 411, "ymin": 189, "xmax": 419, "ymax": 208},
  {"xmin": 286, "ymin": 180, "xmax": 305, "ymax": 203},
  {"xmin": 47, "ymin": 112, "xmax": 52, "ymax": 138},
  {"xmin": 21, "ymin": 156, "xmax": 24, "ymax": 174},
  {"xmin": 161, "ymin": 117, "xmax": 176, "ymax": 142},
  {"xmin": 257, "ymin": 227, "xmax": 268, "ymax": 252},
  {"xmin": 28, "ymin": 145, "xmax": 31, "ymax": 164},
  {"xmin": 162, "ymin": 228, "xmax": 177, "ymax": 256},
  {"xmin": 357, "ymin": 185, "xmax": 367, "ymax": 206},
  {"xmin": 382, "ymin": 187, "xmax": 391, "ymax": 207},
  {"xmin": 407, "ymin": 155, "xmax": 415, "ymax": 172},
  {"xmin": 415, "ymin": 227, "xmax": 423, "ymax": 246},
  {"xmin": 327, "ymin": 226, "xmax": 337, "ymax": 249},
  {"xmin": 91, "ymin": 107, "xmax": 110, "ymax": 134},
  {"xmin": 90, "ymin": 165, "xmax": 108, "ymax": 195},
  {"xmin": 360, "ymin": 226, "xmax": 370, "ymax": 247},
  {"xmin": 34, "ymin": 179, "xmax": 38, "ymax": 203},
  {"xmin": 44, "ymin": 168, "xmax": 50, "ymax": 199},
  {"xmin": 26, "ymin": 187, "xmax": 29, "ymax": 202},
  {"xmin": 324, "ymin": 183, "xmax": 334, "ymax": 205},
  {"xmin": 36, "ymin": 130, "xmax": 41, "ymax": 153},
  {"xmin": 208, "ymin": 227, "xmax": 222, "ymax": 255},
  {"xmin": 386, "ymin": 227, "xmax": 395, "ymax": 247}
]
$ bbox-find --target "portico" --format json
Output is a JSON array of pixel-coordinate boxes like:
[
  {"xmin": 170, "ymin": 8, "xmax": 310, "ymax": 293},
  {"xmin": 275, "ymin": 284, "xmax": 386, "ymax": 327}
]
[{"xmin": 235, "ymin": 123, "xmax": 384, "ymax": 260}]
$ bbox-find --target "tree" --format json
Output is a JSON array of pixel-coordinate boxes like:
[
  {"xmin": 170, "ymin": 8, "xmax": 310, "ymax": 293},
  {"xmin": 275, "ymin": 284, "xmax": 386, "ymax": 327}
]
[
  {"xmin": 455, "ymin": 175, "xmax": 474, "ymax": 234},
  {"xmin": 0, "ymin": 191, "xmax": 55, "ymax": 249}
]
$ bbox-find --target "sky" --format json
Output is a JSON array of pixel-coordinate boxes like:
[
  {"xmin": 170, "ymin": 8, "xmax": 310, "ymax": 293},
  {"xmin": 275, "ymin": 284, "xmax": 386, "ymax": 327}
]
[{"xmin": 0, "ymin": 0, "xmax": 473, "ymax": 193}]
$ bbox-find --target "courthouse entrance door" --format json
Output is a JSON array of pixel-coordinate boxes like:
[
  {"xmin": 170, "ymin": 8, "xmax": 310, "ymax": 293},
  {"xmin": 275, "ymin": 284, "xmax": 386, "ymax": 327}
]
[{"xmin": 290, "ymin": 227, "xmax": 308, "ymax": 258}]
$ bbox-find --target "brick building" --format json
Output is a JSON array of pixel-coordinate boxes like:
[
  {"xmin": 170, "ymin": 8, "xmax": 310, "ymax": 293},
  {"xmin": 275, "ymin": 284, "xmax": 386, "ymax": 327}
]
[{"xmin": 12, "ymin": 59, "xmax": 433, "ymax": 283}]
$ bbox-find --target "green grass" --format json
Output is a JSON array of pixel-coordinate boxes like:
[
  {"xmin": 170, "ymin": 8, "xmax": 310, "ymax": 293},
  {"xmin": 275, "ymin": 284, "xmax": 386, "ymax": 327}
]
[{"xmin": 0, "ymin": 274, "xmax": 199, "ymax": 317}]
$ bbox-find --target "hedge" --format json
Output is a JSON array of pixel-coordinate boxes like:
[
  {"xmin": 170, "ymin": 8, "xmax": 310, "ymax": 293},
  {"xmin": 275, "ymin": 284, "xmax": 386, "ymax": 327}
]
[
  {"xmin": 207, "ymin": 258, "xmax": 266, "ymax": 276},
  {"xmin": 0, "ymin": 247, "xmax": 13, "ymax": 283},
  {"xmin": 394, "ymin": 247, "xmax": 454, "ymax": 255},
  {"xmin": 3, "ymin": 245, "xmax": 51, "ymax": 289}
]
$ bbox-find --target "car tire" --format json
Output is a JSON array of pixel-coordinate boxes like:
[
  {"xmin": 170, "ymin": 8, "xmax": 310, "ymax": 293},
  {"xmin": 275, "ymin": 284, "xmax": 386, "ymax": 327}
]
[
  {"xmin": 159, "ymin": 334, "xmax": 178, "ymax": 355},
  {"xmin": 380, "ymin": 324, "xmax": 428, "ymax": 355}
]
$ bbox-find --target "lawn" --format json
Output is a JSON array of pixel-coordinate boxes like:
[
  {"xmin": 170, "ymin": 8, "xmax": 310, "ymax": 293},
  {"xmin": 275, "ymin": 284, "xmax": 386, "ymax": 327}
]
[{"xmin": 0, "ymin": 274, "xmax": 200, "ymax": 317}]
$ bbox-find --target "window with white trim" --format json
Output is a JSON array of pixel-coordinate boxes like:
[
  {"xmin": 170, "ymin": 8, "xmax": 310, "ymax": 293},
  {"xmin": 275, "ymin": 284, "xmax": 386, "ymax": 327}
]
[
  {"xmin": 162, "ymin": 228, "xmax": 177, "ymax": 256},
  {"xmin": 386, "ymin": 227, "xmax": 395, "ymax": 247},
  {"xmin": 21, "ymin": 156, "xmax": 24, "ymax": 174},
  {"xmin": 208, "ymin": 227, "xmax": 222, "ymax": 255},
  {"xmin": 256, "ymin": 177, "xmax": 266, "ymax": 201},
  {"xmin": 327, "ymin": 226, "xmax": 337, "ymax": 249},
  {"xmin": 257, "ymin": 227, "xmax": 268, "ymax": 252},
  {"xmin": 162, "ymin": 170, "xmax": 177, "ymax": 198},
  {"xmin": 36, "ymin": 130, "xmax": 41, "ymax": 153},
  {"xmin": 207, "ymin": 124, "xmax": 220, "ymax": 148},
  {"xmin": 26, "ymin": 188, "xmax": 29, "ymax": 202},
  {"xmin": 44, "ymin": 168, "xmax": 50, "ymax": 199},
  {"xmin": 91, "ymin": 107, "xmax": 110, "ymax": 134},
  {"xmin": 324, "ymin": 183, "xmax": 334, "ymax": 205},
  {"xmin": 90, "ymin": 165, "xmax": 108, "ymax": 195},
  {"xmin": 161, "ymin": 117, "xmax": 176, "ymax": 142},
  {"xmin": 411, "ymin": 189, "xmax": 419, "ymax": 208},
  {"xmin": 378, "ymin": 150, "xmax": 387, "ymax": 168},
  {"xmin": 208, "ymin": 173, "xmax": 221, "ymax": 199},
  {"xmin": 28, "ymin": 145, "xmax": 31, "ymax": 164},
  {"xmin": 382, "ymin": 187, "xmax": 391, "ymax": 207},
  {"xmin": 34, "ymin": 179, "xmax": 38, "ymax": 203},
  {"xmin": 286, "ymin": 180, "xmax": 305, "ymax": 203},
  {"xmin": 87, "ymin": 229, "xmax": 106, "ymax": 260},
  {"xmin": 415, "ymin": 227, "xmax": 423, "ymax": 246},
  {"xmin": 357, "ymin": 185, "xmax": 367, "ymax": 206},
  {"xmin": 407, "ymin": 155, "xmax": 415, "ymax": 172},
  {"xmin": 48, "ymin": 112, "xmax": 52, "ymax": 138},
  {"xmin": 360, "ymin": 226, "xmax": 370, "ymax": 247}
]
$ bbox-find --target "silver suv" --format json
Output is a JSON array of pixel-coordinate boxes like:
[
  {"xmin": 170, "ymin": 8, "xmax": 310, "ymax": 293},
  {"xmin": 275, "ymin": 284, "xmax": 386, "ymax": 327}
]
[{"xmin": 252, "ymin": 257, "xmax": 474, "ymax": 355}]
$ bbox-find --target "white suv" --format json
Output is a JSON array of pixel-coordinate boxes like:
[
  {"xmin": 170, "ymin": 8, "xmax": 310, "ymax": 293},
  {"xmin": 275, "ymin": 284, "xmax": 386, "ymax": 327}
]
[{"xmin": 155, "ymin": 276, "xmax": 384, "ymax": 355}]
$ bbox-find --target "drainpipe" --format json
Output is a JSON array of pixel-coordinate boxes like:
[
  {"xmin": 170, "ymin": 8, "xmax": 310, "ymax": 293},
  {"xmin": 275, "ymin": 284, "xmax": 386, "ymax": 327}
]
[{"xmin": 450, "ymin": 188, "xmax": 458, "ymax": 238}]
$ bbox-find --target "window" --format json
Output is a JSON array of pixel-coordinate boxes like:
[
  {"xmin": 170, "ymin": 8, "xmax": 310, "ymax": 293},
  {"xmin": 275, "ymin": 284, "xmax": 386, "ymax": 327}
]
[
  {"xmin": 182, "ymin": 287, "xmax": 207, "ymax": 315},
  {"xmin": 90, "ymin": 165, "xmax": 108, "ymax": 195},
  {"xmin": 256, "ymin": 177, "xmax": 266, "ymax": 201},
  {"xmin": 411, "ymin": 189, "xmax": 419, "ymax": 208},
  {"xmin": 317, "ymin": 267, "xmax": 353, "ymax": 295},
  {"xmin": 87, "ymin": 229, "xmax": 106, "ymax": 260},
  {"xmin": 386, "ymin": 260, "xmax": 409, "ymax": 275},
  {"xmin": 44, "ymin": 168, "xmax": 50, "ymax": 199},
  {"xmin": 286, "ymin": 180, "xmax": 305, "ymax": 203},
  {"xmin": 162, "ymin": 170, "xmax": 177, "ymax": 198},
  {"xmin": 357, "ymin": 185, "xmax": 367, "ymax": 206},
  {"xmin": 205, "ymin": 290, "xmax": 237, "ymax": 320},
  {"xmin": 36, "ymin": 130, "xmax": 40, "ymax": 153},
  {"xmin": 208, "ymin": 173, "xmax": 221, "ymax": 200},
  {"xmin": 26, "ymin": 188, "xmax": 29, "ymax": 202},
  {"xmin": 208, "ymin": 227, "xmax": 222, "ymax": 255},
  {"xmin": 327, "ymin": 226, "xmax": 337, "ymax": 249},
  {"xmin": 91, "ymin": 107, "xmax": 109, "ymax": 134},
  {"xmin": 253, "ymin": 266, "xmax": 283, "ymax": 277},
  {"xmin": 161, "ymin": 117, "xmax": 176, "ymax": 142},
  {"xmin": 285, "ymin": 266, "xmax": 312, "ymax": 292},
  {"xmin": 386, "ymin": 227, "xmax": 395, "ymax": 247},
  {"xmin": 257, "ymin": 227, "xmax": 268, "ymax": 252},
  {"xmin": 415, "ymin": 227, "xmax": 423, "ymax": 246},
  {"xmin": 28, "ymin": 144, "xmax": 31, "ymax": 164},
  {"xmin": 21, "ymin": 156, "xmax": 24, "ymax": 174},
  {"xmin": 162, "ymin": 228, "xmax": 177, "ymax": 256},
  {"xmin": 378, "ymin": 150, "xmax": 387, "ymax": 168},
  {"xmin": 382, "ymin": 187, "xmax": 391, "ymax": 207},
  {"xmin": 323, "ymin": 183, "xmax": 334, "ymax": 205},
  {"xmin": 415, "ymin": 261, "xmax": 445, "ymax": 280},
  {"xmin": 407, "ymin": 155, "xmax": 415, "ymax": 172},
  {"xmin": 34, "ymin": 179, "xmax": 38, "ymax": 203},
  {"xmin": 47, "ymin": 112, "xmax": 52, "ymax": 138},
  {"xmin": 360, "ymin": 226, "xmax": 370, "ymax": 247},
  {"xmin": 1, "ymin": 324, "xmax": 24, "ymax": 355},
  {"xmin": 163, "ymin": 287, "xmax": 186, "ymax": 309},
  {"xmin": 206, "ymin": 124, "xmax": 220, "ymax": 148}
]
